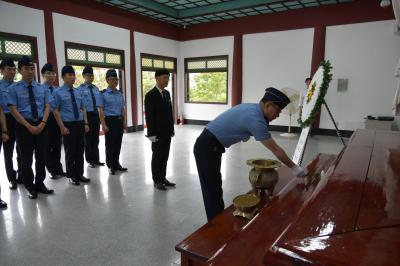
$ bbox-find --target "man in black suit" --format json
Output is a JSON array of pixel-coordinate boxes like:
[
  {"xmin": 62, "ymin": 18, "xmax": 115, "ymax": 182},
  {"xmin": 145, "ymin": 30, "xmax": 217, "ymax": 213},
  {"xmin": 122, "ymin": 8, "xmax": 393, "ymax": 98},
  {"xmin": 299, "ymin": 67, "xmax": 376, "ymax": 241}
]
[{"xmin": 144, "ymin": 68, "xmax": 176, "ymax": 191}]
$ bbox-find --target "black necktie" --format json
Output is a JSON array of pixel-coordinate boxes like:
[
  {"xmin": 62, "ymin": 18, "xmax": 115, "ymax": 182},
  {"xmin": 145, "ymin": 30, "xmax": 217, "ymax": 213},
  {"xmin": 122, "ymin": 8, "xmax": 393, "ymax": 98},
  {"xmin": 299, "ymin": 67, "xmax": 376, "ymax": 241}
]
[
  {"xmin": 162, "ymin": 90, "xmax": 168, "ymax": 101},
  {"xmin": 28, "ymin": 84, "xmax": 38, "ymax": 120},
  {"xmin": 69, "ymin": 89, "xmax": 79, "ymax": 120},
  {"xmin": 49, "ymin": 86, "xmax": 54, "ymax": 94},
  {"xmin": 88, "ymin": 85, "xmax": 97, "ymax": 112}
]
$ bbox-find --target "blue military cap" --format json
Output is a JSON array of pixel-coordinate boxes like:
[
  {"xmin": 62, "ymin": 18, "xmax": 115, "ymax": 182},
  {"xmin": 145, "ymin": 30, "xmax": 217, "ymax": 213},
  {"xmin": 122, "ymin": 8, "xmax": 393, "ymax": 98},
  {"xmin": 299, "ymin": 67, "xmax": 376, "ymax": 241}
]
[
  {"xmin": 106, "ymin": 69, "xmax": 117, "ymax": 79},
  {"xmin": 41, "ymin": 63, "xmax": 54, "ymax": 74},
  {"xmin": 18, "ymin": 56, "xmax": 33, "ymax": 70},
  {"xmin": 155, "ymin": 68, "xmax": 170, "ymax": 77},
  {"xmin": 0, "ymin": 57, "xmax": 15, "ymax": 69},
  {"xmin": 82, "ymin": 66, "xmax": 93, "ymax": 75},
  {"xmin": 61, "ymin": 65, "xmax": 75, "ymax": 77},
  {"xmin": 262, "ymin": 87, "xmax": 291, "ymax": 110}
]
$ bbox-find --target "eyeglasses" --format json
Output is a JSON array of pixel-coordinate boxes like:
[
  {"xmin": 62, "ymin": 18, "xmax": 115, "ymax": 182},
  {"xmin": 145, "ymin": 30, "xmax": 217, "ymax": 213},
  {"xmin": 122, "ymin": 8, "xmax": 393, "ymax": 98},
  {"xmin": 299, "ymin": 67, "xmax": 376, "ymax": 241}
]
[{"xmin": 44, "ymin": 72, "xmax": 57, "ymax": 76}]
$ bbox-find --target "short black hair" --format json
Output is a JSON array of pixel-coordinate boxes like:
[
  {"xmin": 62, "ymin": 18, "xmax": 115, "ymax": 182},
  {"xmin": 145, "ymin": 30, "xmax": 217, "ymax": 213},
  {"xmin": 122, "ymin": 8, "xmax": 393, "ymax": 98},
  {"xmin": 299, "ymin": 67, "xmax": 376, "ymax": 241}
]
[
  {"xmin": 155, "ymin": 68, "xmax": 170, "ymax": 78},
  {"xmin": 41, "ymin": 63, "xmax": 54, "ymax": 74},
  {"xmin": 0, "ymin": 58, "xmax": 15, "ymax": 69},
  {"xmin": 305, "ymin": 77, "xmax": 312, "ymax": 83}
]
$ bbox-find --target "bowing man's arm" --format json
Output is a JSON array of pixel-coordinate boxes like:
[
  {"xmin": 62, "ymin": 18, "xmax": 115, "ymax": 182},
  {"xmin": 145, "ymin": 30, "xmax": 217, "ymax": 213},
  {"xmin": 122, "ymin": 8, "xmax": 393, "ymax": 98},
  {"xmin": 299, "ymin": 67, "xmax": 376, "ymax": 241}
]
[{"xmin": 261, "ymin": 138, "xmax": 295, "ymax": 168}]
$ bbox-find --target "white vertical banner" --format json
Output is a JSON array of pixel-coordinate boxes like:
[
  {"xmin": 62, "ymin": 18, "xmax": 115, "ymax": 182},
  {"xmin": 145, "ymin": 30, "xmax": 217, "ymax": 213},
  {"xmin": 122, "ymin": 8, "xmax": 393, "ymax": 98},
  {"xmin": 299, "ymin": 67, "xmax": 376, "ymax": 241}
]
[{"xmin": 292, "ymin": 126, "xmax": 311, "ymax": 165}]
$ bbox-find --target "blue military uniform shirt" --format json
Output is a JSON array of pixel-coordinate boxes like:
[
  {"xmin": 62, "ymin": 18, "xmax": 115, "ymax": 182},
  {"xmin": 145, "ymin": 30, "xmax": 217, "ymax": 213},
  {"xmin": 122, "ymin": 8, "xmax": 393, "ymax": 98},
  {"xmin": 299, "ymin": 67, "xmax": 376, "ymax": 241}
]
[
  {"xmin": 43, "ymin": 83, "xmax": 58, "ymax": 111},
  {"xmin": 97, "ymin": 88, "xmax": 125, "ymax": 116},
  {"xmin": 206, "ymin": 103, "xmax": 271, "ymax": 148},
  {"xmin": 7, "ymin": 80, "xmax": 52, "ymax": 120},
  {"xmin": 51, "ymin": 84, "xmax": 85, "ymax": 122},
  {"xmin": 78, "ymin": 83, "xmax": 101, "ymax": 112},
  {"xmin": 0, "ymin": 79, "xmax": 15, "ymax": 113}
]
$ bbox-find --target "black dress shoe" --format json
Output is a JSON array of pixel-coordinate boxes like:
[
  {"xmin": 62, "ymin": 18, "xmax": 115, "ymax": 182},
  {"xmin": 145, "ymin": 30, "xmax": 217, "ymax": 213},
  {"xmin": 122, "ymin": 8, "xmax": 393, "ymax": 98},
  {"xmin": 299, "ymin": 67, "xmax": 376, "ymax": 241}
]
[
  {"xmin": 109, "ymin": 168, "xmax": 116, "ymax": 175},
  {"xmin": 27, "ymin": 190, "xmax": 38, "ymax": 199},
  {"xmin": 16, "ymin": 178, "xmax": 23, "ymax": 184},
  {"xmin": 50, "ymin": 173, "xmax": 61, "ymax": 179},
  {"xmin": 79, "ymin": 176, "xmax": 90, "ymax": 183},
  {"xmin": 117, "ymin": 166, "xmax": 128, "ymax": 172},
  {"xmin": 59, "ymin": 172, "xmax": 67, "ymax": 177},
  {"xmin": 36, "ymin": 185, "xmax": 54, "ymax": 194},
  {"xmin": 0, "ymin": 199, "xmax": 7, "ymax": 209},
  {"xmin": 154, "ymin": 182, "xmax": 167, "ymax": 191},
  {"xmin": 69, "ymin": 179, "xmax": 80, "ymax": 186},
  {"xmin": 94, "ymin": 161, "xmax": 105, "ymax": 166},
  {"xmin": 9, "ymin": 181, "xmax": 18, "ymax": 190},
  {"xmin": 163, "ymin": 179, "xmax": 176, "ymax": 187},
  {"xmin": 88, "ymin": 163, "xmax": 96, "ymax": 168}
]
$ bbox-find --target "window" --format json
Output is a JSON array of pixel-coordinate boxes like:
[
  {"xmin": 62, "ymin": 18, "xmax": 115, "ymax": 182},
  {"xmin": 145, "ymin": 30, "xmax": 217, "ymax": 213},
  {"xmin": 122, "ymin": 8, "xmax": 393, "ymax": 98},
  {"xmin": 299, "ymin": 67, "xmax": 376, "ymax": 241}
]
[
  {"xmin": 0, "ymin": 32, "xmax": 39, "ymax": 82},
  {"xmin": 185, "ymin": 55, "xmax": 228, "ymax": 104},
  {"xmin": 64, "ymin": 42, "xmax": 125, "ymax": 91},
  {"xmin": 65, "ymin": 42, "xmax": 124, "ymax": 69}
]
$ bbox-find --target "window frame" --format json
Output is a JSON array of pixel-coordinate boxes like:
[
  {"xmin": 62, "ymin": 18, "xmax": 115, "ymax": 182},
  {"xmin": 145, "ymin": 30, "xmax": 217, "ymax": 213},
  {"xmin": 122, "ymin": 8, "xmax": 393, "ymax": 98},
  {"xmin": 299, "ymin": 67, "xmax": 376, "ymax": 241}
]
[
  {"xmin": 184, "ymin": 55, "xmax": 229, "ymax": 105},
  {"xmin": 64, "ymin": 41, "xmax": 125, "ymax": 69},
  {"xmin": 0, "ymin": 31, "xmax": 40, "ymax": 82}
]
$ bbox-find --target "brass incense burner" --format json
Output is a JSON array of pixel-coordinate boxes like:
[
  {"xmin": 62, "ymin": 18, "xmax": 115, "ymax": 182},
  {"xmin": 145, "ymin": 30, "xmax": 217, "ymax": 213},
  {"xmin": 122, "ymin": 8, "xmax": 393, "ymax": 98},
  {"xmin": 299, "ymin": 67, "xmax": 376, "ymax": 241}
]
[
  {"xmin": 246, "ymin": 158, "xmax": 281, "ymax": 198},
  {"xmin": 233, "ymin": 159, "xmax": 281, "ymax": 220}
]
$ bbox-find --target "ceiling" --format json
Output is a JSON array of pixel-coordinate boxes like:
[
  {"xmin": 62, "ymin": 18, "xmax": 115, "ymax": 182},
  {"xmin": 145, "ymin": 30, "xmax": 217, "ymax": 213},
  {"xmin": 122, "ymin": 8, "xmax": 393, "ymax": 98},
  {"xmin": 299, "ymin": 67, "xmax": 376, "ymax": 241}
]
[{"xmin": 96, "ymin": 0, "xmax": 354, "ymax": 27}]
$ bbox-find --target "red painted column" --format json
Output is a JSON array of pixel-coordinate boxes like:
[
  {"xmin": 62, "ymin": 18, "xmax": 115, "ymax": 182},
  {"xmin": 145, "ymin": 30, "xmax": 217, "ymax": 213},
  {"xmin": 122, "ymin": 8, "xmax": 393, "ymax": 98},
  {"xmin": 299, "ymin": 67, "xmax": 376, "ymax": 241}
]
[
  {"xmin": 43, "ymin": 8, "xmax": 59, "ymax": 85},
  {"xmin": 310, "ymin": 25, "xmax": 326, "ymax": 128},
  {"xmin": 311, "ymin": 25, "xmax": 326, "ymax": 75},
  {"xmin": 231, "ymin": 34, "xmax": 243, "ymax": 106},
  {"xmin": 130, "ymin": 30, "xmax": 138, "ymax": 129}
]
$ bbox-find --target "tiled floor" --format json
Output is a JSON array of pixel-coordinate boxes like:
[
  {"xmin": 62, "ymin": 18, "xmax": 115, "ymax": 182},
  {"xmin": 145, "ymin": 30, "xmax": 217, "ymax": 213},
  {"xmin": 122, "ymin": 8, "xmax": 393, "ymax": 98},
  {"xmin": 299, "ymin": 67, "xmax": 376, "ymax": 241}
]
[{"xmin": 0, "ymin": 125, "xmax": 346, "ymax": 266}]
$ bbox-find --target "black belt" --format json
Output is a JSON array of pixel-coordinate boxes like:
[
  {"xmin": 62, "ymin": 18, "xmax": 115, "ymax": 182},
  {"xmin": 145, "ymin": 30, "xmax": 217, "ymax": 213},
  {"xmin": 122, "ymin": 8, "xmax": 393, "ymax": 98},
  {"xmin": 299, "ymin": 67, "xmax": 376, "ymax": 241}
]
[
  {"xmin": 105, "ymin": 116, "xmax": 122, "ymax": 119},
  {"xmin": 63, "ymin": 120, "xmax": 83, "ymax": 124},
  {"xmin": 203, "ymin": 128, "xmax": 224, "ymax": 150},
  {"xmin": 87, "ymin": 111, "xmax": 98, "ymax": 114},
  {"xmin": 25, "ymin": 118, "xmax": 43, "ymax": 125}
]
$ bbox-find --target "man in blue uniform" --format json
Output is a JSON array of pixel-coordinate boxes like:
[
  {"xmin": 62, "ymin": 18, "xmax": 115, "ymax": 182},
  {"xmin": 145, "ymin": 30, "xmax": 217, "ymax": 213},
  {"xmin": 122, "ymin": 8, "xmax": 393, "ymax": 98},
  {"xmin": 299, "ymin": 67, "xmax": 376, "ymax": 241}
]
[
  {"xmin": 78, "ymin": 66, "xmax": 104, "ymax": 168},
  {"xmin": 41, "ymin": 63, "xmax": 66, "ymax": 179},
  {"xmin": 97, "ymin": 69, "xmax": 127, "ymax": 175},
  {"xmin": 7, "ymin": 56, "xmax": 54, "ymax": 199},
  {"xmin": 0, "ymin": 59, "xmax": 10, "ymax": 208},
  {"xmin": 52, "ymin": 66, "xmax": 90, "ymax": 186},
  {"xmin": 0, "ymin": 58, "xmax": 22, "ymax": 190},
  {"xmin": 194, "ymin": 87, "xmax": 308, "ymax": 221}
]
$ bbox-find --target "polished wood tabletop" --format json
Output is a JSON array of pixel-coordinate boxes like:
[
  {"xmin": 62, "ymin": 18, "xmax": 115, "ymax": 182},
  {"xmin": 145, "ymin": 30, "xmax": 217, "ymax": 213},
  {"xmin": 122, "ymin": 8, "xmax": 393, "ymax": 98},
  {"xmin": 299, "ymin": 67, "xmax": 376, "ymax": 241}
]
[{"xmin": 176, "ymin": 129, "xmax": 400, "ymax": 266}]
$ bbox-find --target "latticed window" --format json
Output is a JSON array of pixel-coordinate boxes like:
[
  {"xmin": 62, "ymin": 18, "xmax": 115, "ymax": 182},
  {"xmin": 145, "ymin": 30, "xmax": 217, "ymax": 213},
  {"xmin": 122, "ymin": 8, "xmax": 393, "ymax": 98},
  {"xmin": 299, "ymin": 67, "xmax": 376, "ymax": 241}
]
[
  {"xmin": 65, "ymin": 42, "xmax": 124, "ymax": 68},
  {"xmin": 0, "ymin": 34, "xmax": 36, "ymax": 60},
  {"xmin": 185, "ymin": 56, "xmax": 228, "ymax": 104},
  {"xmin": 140, "ymin": 54, "xmax": 176, "ymax": 72}
]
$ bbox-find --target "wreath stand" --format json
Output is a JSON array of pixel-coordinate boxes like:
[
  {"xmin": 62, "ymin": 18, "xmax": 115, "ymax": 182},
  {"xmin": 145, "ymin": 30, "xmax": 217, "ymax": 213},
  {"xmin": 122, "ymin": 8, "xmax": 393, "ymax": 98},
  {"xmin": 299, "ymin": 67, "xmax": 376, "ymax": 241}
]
[{"xmin": 293, "ymin": 100, "xmax": 346, "ymax": 165}]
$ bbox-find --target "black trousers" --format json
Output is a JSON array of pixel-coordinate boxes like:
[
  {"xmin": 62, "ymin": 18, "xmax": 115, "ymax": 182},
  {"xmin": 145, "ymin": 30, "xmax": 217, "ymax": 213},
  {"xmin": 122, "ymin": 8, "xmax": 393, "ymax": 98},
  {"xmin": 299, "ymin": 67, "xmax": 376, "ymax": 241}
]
[
  {"xmin": 45, "ymin": 113, "xmax": 63, "ymax": 175},
  {"xmin": 105, "ymin": 116, "xmax": 123, "ymax": 169},
  {"xmin": 151, "ymin": 136, "xmax": 171, "ymax": 184},
  {"xmin": 85, "ymin": 111, "xmax": 100, "ymax": 164},
  {"xmin": 63, "ymin": 121, "xmax": 84, "ymax": 180},
  {"xmin": 194, "ymin": 129, "xmax": 226, "ymax": 221},
  {"xmin": 0, "ymin": 130, "xmax": 2, "ymax": 196},
  {"xmin": 3, "ymin": 113, "xmax": 21, "ymax": 183},
  {"xmin": 15, "ymin": 120, "xmax": 47, "ymax": 192}
]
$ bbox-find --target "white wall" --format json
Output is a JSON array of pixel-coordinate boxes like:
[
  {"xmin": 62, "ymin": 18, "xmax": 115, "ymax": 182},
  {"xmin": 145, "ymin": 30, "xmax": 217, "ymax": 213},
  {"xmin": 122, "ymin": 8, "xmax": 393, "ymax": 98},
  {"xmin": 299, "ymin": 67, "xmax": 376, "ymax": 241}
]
[
  {"xmin": 0, "ymin": 1, "xmax": 47, "ymax": 79},
  {"xmin": 324, "ymin": 20, "xmax": 400, "ymax": 130},
  {"xmin": 134, "ymin": 32, "xmax": 179, "ymax": 126},
  {"xmin": 178, "ymin": 36, "xmax": 234, "ymax": 121},
  {"xmin": 242, "ymin": 28, "xmax": 314, "ymax": 127},
  {"xmin": 52, "ymin": 13, "xmax": 133, "ymax": 126}
]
